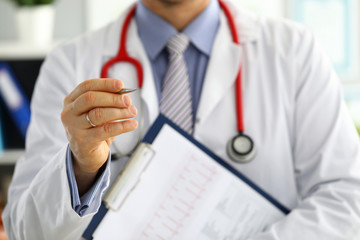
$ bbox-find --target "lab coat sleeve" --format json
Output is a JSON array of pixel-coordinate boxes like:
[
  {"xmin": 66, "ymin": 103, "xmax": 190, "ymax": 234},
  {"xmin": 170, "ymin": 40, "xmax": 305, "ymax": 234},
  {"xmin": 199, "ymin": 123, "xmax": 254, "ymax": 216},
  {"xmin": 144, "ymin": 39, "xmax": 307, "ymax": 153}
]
[
  {"xmin": 250, "ymin": 28, "xmax": 360, "ymax": 239},
  {"xmin": 2, "ymin": 43, "xmax": 110, "ymax": 240}
]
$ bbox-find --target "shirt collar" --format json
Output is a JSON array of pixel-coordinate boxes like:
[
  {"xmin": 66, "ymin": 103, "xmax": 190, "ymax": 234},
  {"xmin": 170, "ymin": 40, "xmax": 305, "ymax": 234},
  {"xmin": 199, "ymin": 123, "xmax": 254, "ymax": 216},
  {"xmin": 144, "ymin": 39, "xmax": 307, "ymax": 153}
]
[{"xmin": 136, "ymin": 0, "xmax": 220, "ymax": 60}]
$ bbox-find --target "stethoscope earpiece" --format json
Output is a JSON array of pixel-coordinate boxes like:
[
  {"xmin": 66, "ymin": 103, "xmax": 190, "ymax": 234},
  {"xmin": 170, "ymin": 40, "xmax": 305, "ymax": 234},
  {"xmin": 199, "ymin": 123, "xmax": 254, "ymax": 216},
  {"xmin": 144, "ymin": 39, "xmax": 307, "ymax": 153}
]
[{"xmin": 227, "ymin": 133, "xmax": 256, "ymax": 163}]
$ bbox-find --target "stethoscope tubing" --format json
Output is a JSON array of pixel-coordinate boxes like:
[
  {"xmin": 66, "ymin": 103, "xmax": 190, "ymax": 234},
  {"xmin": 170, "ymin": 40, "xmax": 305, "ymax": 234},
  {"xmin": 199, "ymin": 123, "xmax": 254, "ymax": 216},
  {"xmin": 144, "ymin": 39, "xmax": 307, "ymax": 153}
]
[
  {"xmin": 218, "ymin": 0, "xmax": 244, "ymax": 133},
  {"xmin": 102, "ymin": 0, "xmax": 245, "ymax": 134},
  {"xmin": 101, "ymin": 5, "xmax": 143, "ymax": 88},
  {"xmin": 102, "ymin": 0, "xmax": 255, "ymax": 162}
]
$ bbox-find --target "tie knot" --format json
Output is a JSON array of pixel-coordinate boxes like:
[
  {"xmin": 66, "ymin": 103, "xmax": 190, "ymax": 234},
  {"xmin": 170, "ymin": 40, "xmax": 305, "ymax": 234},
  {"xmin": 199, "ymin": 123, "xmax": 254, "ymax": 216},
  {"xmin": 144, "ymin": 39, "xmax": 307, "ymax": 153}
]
[{"xmin": 167, "ymin": 33, "xmax": 189, "ymax": 55}]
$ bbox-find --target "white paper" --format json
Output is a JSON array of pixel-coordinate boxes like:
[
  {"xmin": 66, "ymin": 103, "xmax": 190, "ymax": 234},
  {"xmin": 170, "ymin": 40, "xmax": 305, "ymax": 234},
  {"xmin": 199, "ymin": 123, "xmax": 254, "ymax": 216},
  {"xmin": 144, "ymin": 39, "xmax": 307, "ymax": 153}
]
[{"xmin": 93, "ymin": 124, "xmax": 285, "ymax": 240}]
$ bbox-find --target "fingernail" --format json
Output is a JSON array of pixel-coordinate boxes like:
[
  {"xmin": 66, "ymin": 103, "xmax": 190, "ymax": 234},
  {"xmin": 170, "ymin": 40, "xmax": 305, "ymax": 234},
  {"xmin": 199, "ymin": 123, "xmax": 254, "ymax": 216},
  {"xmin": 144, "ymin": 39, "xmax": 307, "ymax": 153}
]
[
  {"xmin": 129, "ymin": 105, "xmax": 137, "ymax": 115},
  {"xmin": 123, "ymin": 95, "xmax": 131, "ymax": 106}
]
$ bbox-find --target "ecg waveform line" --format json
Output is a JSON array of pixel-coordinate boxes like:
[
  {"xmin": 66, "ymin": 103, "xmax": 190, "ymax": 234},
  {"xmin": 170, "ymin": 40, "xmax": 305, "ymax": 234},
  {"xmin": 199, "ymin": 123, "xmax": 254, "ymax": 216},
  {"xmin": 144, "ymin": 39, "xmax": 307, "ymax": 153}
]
[{"xmin": 138, "ymin": 154, "xmax": 218, "ymax": 240}]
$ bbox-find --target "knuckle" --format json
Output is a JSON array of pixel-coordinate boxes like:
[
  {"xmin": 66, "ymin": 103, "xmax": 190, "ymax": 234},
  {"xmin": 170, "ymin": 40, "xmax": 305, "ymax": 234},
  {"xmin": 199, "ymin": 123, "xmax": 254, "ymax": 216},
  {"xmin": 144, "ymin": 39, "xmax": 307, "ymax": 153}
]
[
  {"xmin": 104, "ymin": 78, "xmax": 112, "ymax": 88},
  {"xmin": 85, "ymin": 92, "xmax": 96, "ymax": 105},
  {"xmin": 119, "ymin": 122, "xmax": 125, "ymax": 132},
  {"xmin": 119, "ymin": 108, "xmax": 127, "ymax": 118},
  {"xmin": 93, "ymin": 108, "xmax": 104, "ymax": 121},
  {"xmin": 112, "ymin": 94, "xmax": 121, "ymax": 106},
  {"xmin": 103, "ymin": 123, "xmax": 114, "ymax": 134},
  {"xmin": 82, "ymin": 79, "xmax": 92, "ymax": 92}
]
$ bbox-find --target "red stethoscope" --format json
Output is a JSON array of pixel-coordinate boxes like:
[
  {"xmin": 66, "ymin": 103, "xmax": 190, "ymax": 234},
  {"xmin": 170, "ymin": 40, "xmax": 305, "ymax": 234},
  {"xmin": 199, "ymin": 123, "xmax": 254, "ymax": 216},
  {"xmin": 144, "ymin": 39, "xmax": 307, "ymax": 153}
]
[{"xmin": 101, "ymin": 0, "xmax": 256, "ymax": 163}]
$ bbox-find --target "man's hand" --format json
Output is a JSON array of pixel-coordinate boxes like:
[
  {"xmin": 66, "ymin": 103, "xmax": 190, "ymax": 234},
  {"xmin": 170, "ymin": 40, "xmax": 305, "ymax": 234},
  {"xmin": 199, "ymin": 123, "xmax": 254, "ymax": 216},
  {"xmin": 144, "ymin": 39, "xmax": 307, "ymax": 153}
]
[{"xmin": 61, "ymin": 78, "xmax": 138, "ymax": 195}]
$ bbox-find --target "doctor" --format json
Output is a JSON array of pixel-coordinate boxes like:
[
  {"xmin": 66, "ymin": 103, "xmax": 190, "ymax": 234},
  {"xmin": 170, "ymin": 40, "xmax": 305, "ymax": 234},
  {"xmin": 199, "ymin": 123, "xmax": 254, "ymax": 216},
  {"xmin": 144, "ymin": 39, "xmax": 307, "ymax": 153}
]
[{"xmin": 3, "ymin": 0, "xmax": 360, "ymax": 239}]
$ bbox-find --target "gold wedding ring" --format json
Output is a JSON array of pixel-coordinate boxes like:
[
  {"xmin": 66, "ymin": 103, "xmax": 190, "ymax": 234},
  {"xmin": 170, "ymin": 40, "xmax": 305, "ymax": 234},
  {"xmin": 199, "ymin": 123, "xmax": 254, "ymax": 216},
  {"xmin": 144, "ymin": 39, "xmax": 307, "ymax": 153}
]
[{"xmin": 86, "ymin": 113, "xmax": 97, "ymax": 127}]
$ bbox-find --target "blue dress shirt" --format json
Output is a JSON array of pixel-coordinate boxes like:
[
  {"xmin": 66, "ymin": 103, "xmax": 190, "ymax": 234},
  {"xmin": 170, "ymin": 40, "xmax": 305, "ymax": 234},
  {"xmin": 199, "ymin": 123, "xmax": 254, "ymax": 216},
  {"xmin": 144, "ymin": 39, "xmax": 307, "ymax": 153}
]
[
  {"xmin": 66, "ymin": 0, "xmax": 220, "ymax": 216},
  {"xmin": 66, "ymin": 146, "xmax": 111, "ymax": 216},
  {"xmin": 136, "ymin": 0, "xmax": 220, "ymax": 121}
]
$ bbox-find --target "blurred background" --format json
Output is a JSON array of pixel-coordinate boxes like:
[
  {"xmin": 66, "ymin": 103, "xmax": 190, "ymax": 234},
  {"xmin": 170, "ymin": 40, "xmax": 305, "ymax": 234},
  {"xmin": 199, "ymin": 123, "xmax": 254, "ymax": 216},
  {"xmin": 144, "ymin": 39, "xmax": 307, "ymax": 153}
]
[{"xmin": 0, "ymin": 0, "xmax": 359, "ymax": 237}]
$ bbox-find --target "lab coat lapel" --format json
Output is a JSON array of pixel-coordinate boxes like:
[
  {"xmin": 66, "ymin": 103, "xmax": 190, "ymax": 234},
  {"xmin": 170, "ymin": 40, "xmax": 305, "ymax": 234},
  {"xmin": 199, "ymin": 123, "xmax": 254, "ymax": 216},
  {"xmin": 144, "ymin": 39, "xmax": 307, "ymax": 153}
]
[
  {"xmin": 126, "ymin": 19, "xmax": 159, "ymax": 124},
  {"xmin": 196, "ymin": 12, "xmax": 242, "ymax": 125}
]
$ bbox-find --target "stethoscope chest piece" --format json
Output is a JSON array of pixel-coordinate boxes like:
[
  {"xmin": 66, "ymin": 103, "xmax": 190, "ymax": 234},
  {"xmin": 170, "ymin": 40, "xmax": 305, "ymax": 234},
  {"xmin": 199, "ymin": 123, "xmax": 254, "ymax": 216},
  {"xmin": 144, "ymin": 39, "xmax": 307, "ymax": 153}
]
[{"xmin": 227, "ymin": 133, "xmax": 256, "ymax": 163}]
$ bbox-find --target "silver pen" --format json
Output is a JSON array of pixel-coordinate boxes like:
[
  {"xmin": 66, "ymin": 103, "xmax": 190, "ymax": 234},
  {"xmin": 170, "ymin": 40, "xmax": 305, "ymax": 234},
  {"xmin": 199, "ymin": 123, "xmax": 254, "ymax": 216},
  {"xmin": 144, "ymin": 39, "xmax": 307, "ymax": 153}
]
[{"xmin": 117, "ymin": 88, "xmax": 137, "ymax": 94}]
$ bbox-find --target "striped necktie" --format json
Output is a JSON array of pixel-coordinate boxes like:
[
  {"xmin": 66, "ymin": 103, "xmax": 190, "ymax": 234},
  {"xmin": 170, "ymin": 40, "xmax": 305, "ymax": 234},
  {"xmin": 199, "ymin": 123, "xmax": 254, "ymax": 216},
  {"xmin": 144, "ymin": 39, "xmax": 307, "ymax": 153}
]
[{"xmin": 160, "ymin": 33, "xmax": 193, "ymax": 134}]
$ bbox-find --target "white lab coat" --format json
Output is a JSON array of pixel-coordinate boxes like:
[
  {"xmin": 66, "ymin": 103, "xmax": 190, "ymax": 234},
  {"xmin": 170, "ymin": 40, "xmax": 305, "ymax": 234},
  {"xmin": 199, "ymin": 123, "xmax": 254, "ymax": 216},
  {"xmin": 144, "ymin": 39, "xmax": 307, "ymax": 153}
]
[{"xmin": 3, "ymin": 1, "xmax": 360, "ymax": 239}]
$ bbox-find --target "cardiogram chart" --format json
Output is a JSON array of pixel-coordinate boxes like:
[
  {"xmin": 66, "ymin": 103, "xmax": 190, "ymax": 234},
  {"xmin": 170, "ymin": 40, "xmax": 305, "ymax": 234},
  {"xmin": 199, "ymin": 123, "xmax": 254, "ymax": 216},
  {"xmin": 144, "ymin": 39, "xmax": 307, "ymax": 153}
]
[
  {"xmin": 92, "ymin": 124, "xmax": 285, "ymax": 240},
  {"xmin": 136, "ymin": 153, "xmax": 219, "ymax": 240}
]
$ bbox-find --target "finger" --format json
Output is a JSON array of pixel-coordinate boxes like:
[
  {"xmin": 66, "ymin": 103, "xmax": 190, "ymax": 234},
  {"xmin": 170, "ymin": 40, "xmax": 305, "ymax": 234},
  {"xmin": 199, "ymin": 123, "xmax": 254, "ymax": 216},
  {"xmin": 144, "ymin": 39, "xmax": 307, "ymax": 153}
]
[
  {"xmin": 72, "ymin": 91, "xmax": 132, "ymax": 115},
  {"xmin": 82, "ymin": 105, "xmax": 137, "ymax": 129},
  {"xmin": 89, "ymin": 119, "xmax": 138, "ymax": 141},
  {"xmin": 65, "ymin": 78, "xmax": 124, "ymax": 104}
]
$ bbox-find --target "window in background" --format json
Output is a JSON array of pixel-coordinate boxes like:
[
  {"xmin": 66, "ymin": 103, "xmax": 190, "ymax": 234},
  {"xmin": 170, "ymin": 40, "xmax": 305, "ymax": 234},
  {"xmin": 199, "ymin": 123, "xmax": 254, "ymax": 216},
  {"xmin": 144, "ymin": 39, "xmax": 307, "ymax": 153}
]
[
  {"xmin": 289, "ymin": 0, "xmax": 360, "ymax": 83},
  {"xmin": 288, "ymin": 0, "xmax": 360, "ymax": 130},
  {"xmin": 345, "ymin": 86, "xmax": 360, "ymax": 130}
]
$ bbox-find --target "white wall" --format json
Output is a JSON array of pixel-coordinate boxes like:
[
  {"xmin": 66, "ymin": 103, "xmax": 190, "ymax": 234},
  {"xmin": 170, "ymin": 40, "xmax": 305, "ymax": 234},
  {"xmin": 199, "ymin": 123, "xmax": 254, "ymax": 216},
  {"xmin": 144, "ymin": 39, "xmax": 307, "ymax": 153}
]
[
  {"xmin": 0, "ymin": 0, "xmax": 86, "ymax": 41},
  {"xmin": 0, "ymin": 0, "xmax": 290, "ymax": 41},
  {"xmin": 85, "ymin": 0, "xmax": 136, "ymax": 32}
]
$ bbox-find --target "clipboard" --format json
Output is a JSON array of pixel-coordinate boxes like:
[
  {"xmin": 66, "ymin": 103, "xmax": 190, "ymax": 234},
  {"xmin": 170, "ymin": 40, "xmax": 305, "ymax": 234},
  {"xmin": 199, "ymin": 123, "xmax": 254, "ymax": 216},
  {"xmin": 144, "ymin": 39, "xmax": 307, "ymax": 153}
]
[{"xmin": 83, "ymin": 114, "xmax": 289, "ymax": 240}]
